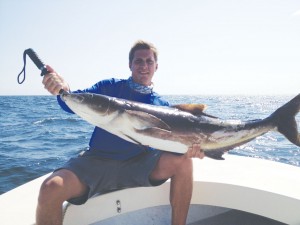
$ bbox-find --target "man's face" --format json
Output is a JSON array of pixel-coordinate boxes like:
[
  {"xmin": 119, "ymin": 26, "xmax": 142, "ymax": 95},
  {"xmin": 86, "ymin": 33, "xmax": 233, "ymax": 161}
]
[{"xmin": 129, "ymin": 49, "xmax": 158, "ymax": 86}]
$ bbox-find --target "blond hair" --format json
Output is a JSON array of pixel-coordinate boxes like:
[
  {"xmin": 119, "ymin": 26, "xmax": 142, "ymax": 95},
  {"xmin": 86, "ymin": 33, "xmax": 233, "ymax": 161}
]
[{"xmin": 129, "ymin": 40, "xmax": 158, "ymax": 65}]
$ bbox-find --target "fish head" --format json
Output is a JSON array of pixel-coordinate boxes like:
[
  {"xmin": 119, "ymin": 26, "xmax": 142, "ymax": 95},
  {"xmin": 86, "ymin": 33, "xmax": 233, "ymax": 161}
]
[{"xmin": 60, "ymin": 91, "xmax": 113, "ymax": 126}]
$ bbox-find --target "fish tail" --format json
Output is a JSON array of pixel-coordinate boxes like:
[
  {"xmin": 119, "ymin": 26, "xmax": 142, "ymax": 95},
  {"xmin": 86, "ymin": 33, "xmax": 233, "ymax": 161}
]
[{"xmin": 271, "ymin": 94, "xmax": 300, "ymax": 146}]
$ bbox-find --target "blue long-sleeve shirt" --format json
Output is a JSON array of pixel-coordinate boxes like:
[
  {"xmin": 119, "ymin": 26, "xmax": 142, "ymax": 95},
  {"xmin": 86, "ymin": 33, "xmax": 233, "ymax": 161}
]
[{"xmin": 57, "ymin": 78, "xmax": 170, "ymax": 160}]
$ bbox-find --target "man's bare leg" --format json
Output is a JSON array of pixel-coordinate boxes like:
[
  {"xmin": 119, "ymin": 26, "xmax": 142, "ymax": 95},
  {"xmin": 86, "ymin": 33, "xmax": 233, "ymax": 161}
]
[
  {"xmin": 170, "ymin": 156, "xmax": 193, "ymax": 225},
  {"xmin": 36, "ymin": 169, "xmax": 87, "ymax": 225},
  {"xmin": 150, "ymin": 152, "xmax": 194, "ymax": 225}
]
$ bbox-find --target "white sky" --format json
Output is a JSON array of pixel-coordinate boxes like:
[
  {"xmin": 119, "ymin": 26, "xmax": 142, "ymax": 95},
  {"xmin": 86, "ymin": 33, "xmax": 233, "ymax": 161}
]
[{"xmin": 0, "ymin": 0, "xmax": 300, "ymax": 95}]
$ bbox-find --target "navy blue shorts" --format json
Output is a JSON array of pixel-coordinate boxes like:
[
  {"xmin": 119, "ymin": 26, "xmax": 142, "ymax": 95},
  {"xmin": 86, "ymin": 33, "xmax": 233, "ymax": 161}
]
[{"xmin": 56, "ymin": 149, "xmax": 166, "ymax": 205}]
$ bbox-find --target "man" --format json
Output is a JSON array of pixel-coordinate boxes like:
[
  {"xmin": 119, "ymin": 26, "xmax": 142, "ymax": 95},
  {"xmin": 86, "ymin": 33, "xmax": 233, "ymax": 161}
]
[{"xmin": 37, "ymin": 40, "xmax": 204, "ymax": 225}]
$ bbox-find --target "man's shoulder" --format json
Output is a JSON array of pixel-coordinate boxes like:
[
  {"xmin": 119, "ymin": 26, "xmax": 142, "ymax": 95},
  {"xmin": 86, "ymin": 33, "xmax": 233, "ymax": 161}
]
[
  {"xmin": 98, "ymin": 77, "xmax": 127, "ymax": 86},
  {"xmin": 151, "ymin": 92, "xmax": 170, "ymax": 106},
  {"xmin": 93, "ymin": 77, "xmax": 127, "ymax": 90},
  {"xmin": 92, "ymin": 77, "xmax": 128, "ymax": 96}
]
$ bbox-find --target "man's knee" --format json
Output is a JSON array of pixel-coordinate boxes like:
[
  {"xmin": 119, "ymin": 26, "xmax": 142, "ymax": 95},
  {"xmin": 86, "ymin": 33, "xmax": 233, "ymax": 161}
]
[
  {"xmin": 38, "ymin": 175, "xmax": 66, "ymax": 205},
  {"xmin": 177, "ymin": 157, "xmax": 193, "ymax": 174},
  {"xmin": 38, "ymin": 169, "xmax": 84, "ymax": 205},
  {"xmin": 151, "ymin": 153, "xmax": 194, "ymax": 181}
]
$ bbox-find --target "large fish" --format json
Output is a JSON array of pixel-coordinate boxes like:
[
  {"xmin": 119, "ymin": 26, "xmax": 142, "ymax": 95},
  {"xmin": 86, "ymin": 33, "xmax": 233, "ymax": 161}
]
[{"xmin": 60, "ymin": 90, "xmax": 300, "ymax": 160}]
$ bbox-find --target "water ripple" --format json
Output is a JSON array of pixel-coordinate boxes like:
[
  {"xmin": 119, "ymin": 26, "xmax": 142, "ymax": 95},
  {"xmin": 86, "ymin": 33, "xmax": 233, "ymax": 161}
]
[{"xmin": 0, "ymin": 95, "xmax": 299, "ymax": 194}]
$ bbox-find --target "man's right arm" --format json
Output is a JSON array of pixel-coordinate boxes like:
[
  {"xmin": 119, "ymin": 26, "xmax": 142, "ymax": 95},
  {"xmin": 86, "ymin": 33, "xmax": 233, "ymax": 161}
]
[
  {"xmin": 42, "ymin": 65, "xmax": 70, "ymax": 95},
  {"xmin": 42, "ymin": 65, "xmax": 74, "ymax": 113}
]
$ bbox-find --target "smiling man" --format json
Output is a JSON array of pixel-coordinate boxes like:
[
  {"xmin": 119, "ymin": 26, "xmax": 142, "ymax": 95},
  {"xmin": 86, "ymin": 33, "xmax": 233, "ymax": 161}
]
[
  {"xmin": 37, "ymin": 40, "xmax": 204, "ymax": 225},
  {"xmin": 129, "ymin": 45, "xmax": 157, "ymax": 86}
]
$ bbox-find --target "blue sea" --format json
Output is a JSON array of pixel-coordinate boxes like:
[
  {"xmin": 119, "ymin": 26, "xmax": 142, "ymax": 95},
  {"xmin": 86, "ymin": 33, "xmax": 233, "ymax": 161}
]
[{"xmin": 1, "ymin": 95, "xmax": 300, "ymax": 195}]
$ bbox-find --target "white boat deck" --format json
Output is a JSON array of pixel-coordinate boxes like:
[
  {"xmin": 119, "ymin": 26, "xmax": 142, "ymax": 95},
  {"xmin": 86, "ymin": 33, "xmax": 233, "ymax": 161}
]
[
  {"xmin": 1, "ymin": 154, "xmax": 300, "ymax": 225},
  {"xmin": 64, "ymin": 154, "xmax": 300, "ymax": 224},
  {"xmin": 94, "ymin": 205, "xmax": 285, "ymax": 225}
]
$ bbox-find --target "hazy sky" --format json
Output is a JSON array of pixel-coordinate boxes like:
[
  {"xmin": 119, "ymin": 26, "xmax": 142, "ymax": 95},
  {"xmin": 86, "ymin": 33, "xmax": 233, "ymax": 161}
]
[{"xmin": 1, "ymin": 0, "xmax": 300, "ymax": 95}]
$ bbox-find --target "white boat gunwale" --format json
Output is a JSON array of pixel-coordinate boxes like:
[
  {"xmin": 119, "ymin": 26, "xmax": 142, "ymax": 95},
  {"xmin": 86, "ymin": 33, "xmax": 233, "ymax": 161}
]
[{"xmin": 0, "ymin": 155, "xmax": 299, "ymax": 225}]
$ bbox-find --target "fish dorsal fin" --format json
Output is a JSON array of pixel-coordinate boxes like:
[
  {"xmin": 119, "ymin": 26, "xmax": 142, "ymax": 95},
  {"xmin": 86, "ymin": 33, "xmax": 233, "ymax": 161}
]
[
  {"xmin": 173, "ymin": 104, "xmax": 219, "ymax": 119},
  {"xmin": 173, "ymin": 104, "xmax": 207, "ymax": 116}
]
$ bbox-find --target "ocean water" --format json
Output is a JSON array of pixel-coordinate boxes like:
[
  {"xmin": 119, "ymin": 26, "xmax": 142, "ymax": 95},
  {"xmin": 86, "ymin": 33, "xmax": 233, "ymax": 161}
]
[{"xmin": 0, "ymin": 95, "xmax": 300, "ymax": 195}]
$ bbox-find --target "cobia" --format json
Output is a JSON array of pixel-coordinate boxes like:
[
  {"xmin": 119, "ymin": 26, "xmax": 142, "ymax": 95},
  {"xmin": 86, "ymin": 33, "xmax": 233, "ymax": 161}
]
[{"xmin": 60, "ymin": 90, "xmax": 300, "ymax": 160}]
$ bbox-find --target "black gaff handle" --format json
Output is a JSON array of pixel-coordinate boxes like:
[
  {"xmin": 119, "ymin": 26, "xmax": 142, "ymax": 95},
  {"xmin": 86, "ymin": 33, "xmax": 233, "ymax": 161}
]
[{"xmin": 17, "ymin": 48, "xmax": 49, "ymax": 84}]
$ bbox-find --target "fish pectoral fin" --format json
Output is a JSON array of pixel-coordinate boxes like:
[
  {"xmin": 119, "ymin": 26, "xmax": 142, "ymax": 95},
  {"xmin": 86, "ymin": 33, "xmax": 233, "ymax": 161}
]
[
  {"xmin": 125, "ymin": 110, "xmax": 171, "ymax": 131},
  {"xmin": 173, "ymin": 104, "xmax": 207, "ymax": 116}
]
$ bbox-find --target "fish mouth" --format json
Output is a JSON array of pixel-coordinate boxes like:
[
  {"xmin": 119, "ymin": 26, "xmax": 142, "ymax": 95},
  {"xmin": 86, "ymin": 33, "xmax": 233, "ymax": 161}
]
[
  {"xmin": 59, "ymin": 90, "xmax": 69, "ymax": 102},
  {"xmin": 59, "ymin": 90, "xmax": 85, "ymax": 103}
]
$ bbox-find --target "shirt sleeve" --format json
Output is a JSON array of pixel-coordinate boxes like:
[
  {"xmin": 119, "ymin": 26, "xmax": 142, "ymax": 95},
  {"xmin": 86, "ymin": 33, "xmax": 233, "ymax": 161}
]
[{"xmin": 152, "ymin": 93, "xmax": 170, "ymax": 107}]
